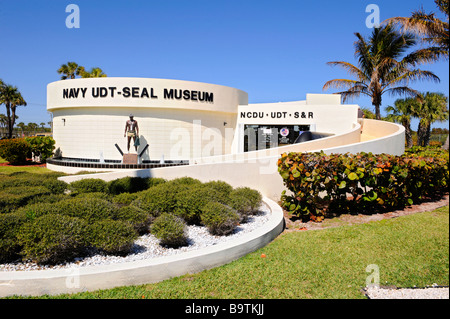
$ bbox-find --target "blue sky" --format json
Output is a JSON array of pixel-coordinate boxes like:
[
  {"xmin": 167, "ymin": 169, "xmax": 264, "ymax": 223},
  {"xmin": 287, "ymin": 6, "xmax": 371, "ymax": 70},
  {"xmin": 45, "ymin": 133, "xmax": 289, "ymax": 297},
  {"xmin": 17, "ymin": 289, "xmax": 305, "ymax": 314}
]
[{"xmin": 0, "ymin": 0, "xmax": 448, "ymax": 129}]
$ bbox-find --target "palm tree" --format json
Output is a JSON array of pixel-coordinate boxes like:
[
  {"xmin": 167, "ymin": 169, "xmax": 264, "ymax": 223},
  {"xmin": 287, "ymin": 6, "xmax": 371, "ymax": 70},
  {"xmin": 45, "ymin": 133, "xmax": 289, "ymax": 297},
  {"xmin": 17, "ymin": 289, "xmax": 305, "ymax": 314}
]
[
  {"xmin": 385, "ymin": 0, "xmax": 449, "ymax": 149},
  {"xmin": 57, "ymin": 62, "xmax": 85, "ymax": 80},
  {"xmin": 17, "ymin": 122, "xmax": 26, "ymax": 137},
  {"xmin": 81, "ymin": 67, "xmax": 107, "ymax": 78},
  {"xmin": 323, "ymin": 23, "xmax": 440, "ymax": 120},
  {"xmin": 0, "ymin": 113, "xmax": 8, "ymax": 137},
  {"xmin": 385, "ymin": 98, "xmax": 417, "ymax": 147},
  {"xmin": 384, "ymin": 0, "xmax": 449, "ymax": 62},
  {"xmin": 414, "ymin": 92, "xmax": 449, "ymax": 146},
  {"xmin": 0, "ymin": 84, "xmax": 27, "ymax": 138}
]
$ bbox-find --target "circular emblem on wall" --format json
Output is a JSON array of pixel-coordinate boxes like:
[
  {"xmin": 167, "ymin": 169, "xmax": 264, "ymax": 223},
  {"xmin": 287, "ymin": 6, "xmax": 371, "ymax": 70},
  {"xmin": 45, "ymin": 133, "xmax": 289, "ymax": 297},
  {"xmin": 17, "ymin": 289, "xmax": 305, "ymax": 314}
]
[{"xmin": 280, "ymin": 128, "xmax": 289, "ymax": 137}]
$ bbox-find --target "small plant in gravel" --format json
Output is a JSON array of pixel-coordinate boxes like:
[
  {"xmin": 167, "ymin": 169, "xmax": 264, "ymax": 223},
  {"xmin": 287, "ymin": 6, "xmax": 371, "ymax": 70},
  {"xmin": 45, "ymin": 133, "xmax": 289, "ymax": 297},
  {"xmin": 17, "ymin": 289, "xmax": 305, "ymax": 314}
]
[
  {"xmin": 201, "ymin": 202, "xmax": 240, "ymax": 236},
  {"xmin": 115, "ymin": 205, "xmax": 153, "ymax": 235},
  {"xmin": 174, "ymin": 185, "xmax": 222, "ymax": 224},
  {"xmin": 86, "ymin": 219, "xmax": 138, "ymax": 256},
  {"xmin": 17, "ymin": 214, "xmax": 88, "ymax": 265},
  {"xmin": 150, "ymin": 213, "xmax": 188, "ymax": 247},
  {"xmin": 229, "ymin": 187, "xmax": 263, "ymax": 222}
]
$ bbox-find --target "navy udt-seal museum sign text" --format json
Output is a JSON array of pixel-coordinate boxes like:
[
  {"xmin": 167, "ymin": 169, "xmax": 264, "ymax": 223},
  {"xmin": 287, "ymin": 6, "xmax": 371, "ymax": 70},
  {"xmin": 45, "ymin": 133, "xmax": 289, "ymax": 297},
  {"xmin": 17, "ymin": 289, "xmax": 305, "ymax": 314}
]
[{"xmin": 62, "ymin": 87, "xmax": 214, "ymax": 103}]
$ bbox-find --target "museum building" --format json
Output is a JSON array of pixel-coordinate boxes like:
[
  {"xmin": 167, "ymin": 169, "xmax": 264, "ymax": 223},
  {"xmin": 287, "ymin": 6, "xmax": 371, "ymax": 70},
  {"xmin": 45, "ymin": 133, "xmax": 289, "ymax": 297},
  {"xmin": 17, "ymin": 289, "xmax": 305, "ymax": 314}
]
[{"xmin": 46, "ymin": 77, "xmax": 360, "ymax": 169}]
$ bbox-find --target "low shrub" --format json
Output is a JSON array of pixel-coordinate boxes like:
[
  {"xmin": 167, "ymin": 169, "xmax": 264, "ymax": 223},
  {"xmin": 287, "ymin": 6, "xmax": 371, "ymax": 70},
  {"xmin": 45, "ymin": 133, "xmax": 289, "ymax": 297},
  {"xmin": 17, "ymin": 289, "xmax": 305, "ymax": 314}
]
[
  {"xmin": 278, "ymin": 148, "xmax": 449, "ymax": 221},
  {"xmin": 146, "ymin": 177, "xmax": 167, "ymax": 189},
  {"xmin": 25, "ymin": 136, "xmax": 55, "ymax": 162},
  {"xmin": 17, "ymin": 214, "xmax": 88, "ymax": 265},
  {"xmin": 201, "ymin": 202, "xmax": 240, "ymax": 236},
  {"xmin": 107, "ymin": 177, "xmax": 160, "ymax": 195},
  {"xmin": 0, "ymin": 172, "xmax": 65, "ymax": 190},
  {"xmin": 150, "ymin": 213, "xmax": 188, "ymax": 247},
  {"xmin": 115, "ymin": 205, "xmax": 153, "ymax": 234},
  {"xmin": 53, "ymin": 197, "xmax": 118, "ymax": 223},
  {"xmin": 42, "ymin": 179, "xmax": 68, "ymax": 194},
  {"xmin": 69, "ymin": 178, "xmax": 108, "ymax": 193},
  {"xmin": 73, "ymin": 191, "xmax": 112, "ymax": 202},
  {"xmin": 0, "ymin": 212, "xmax": 28, "ymax": 263},
  {"xmin": 14, "ymin": 202, "xmax": 57, "ymax": 220},
  {"xmin": 0, "ymin": 138, "xmax": 30, "ymax": 165},
  {"xmin": 167, "ymin": 176, "xmax": 202, "ymax": 187},
  {"xmin": 86, "ymin": 220, "xmax": 138, "ymax": 256},
  {"xmin": 132, "ymin": 182, "xmax": 190, "ymax": 217},
  {"xmin": 229, "ymin": 187, "xmax": 262, "ymax": 222},
  {"xmin": 112, "ymin": 192, "xmax": 139, "ymax": 206},
  {"xmin": 0, "ymin": 186, "xmax": 51, "ymax": 214},
  {"xmin": 202, "ymin": 180, "xmax": 233, "ymax": 204},
  {"xmin": 174, "ymin": 185, "xmax": 222, "ymax": 224},
  {"xmin": 26, "ymin": 193, "xmax": 68, "ymax": 205}
]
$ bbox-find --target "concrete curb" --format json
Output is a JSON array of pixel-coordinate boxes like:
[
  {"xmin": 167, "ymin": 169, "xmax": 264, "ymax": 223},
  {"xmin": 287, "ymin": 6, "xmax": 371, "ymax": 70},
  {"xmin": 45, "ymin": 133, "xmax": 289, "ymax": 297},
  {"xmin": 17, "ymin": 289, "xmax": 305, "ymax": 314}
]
[{"xmin": 0, "ymin": 197, "xmax": 284, "ymax": 297}]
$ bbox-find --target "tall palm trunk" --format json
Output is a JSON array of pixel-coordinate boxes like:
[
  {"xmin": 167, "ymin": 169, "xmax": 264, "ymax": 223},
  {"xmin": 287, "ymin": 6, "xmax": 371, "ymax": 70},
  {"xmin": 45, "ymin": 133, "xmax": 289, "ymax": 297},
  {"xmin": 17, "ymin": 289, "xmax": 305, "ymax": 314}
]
[
  {"xmin": 403, "ymin": 120, "xmax": 413, "ymax": 148},
  {"xmin": 5, "ymin": 103, "xmax": 12, "ymax": 138}
]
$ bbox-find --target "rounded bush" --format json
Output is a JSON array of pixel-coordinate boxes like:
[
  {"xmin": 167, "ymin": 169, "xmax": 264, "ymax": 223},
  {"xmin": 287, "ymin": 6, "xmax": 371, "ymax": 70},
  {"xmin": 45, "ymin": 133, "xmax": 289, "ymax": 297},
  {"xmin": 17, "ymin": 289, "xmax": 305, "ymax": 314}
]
[
  {"xmin": 132, "ymin": 182, "xmax": 189, "ymax": 217},
  {"xmin": 86, "ymin": 219, "xmax": 138, "ymax": 256},
  {"xmin": 115, "ymin": 205, "xmax": 152, "ymax": 235},
  {"xmin": 150, "ymin": 213, "xmax": 188, "ymax": 247},
  {"xmin": 112, "ymin": 192, "xmax": 139, "ymax": 206},
  {"xmin": 0, "ymin": 186, "xmax": 51, "ymax": 214},
  {"xmin": 14, "ymin": 202, "xmax": 57, "ymax": 220},
  {"xmin": 0, "ymin": 138, "xmax": 30, "ymax": 165},
  {"xmin": 146, "ymin": 177, "xmax": 167, "ymax": 189},
  {"xmin": 202, "ymin": 180, "xmax": 233, "ymax": 204},
  {"xmin": 17, "ymin": 214, "xmax": 88, "ymax": 265},
  {"xmin": 201, "ymin": 202, "xmax": 240, "ymax": 236},
  {"xmin": 42, "ymin": 179, "xmax": 68, "ymax": 194},
  {"xmin": 53, "ymin": 197, "xmax": 118, "ymax": 223},
  {"xmin": 174, "ymin": 185, "xmax": 221, "ymax": 224},
  {"xmin": 167, "ymin": 176, "xmax": 202, "ymax": 187},
  {"xmin": 69, "ymin": 178, "xmax": 108, "ymax": 193},
  {"xmin": 229, "ymin": 187, "xmax": 262, "ymax": 222},
  {"xmin": 27, "ymin": 193, "xmax": 68, "ymax": 205},
  {"xmin": 107, "ymin": 177, "xmax": 158, "ymax": 195},
  {"xmin": 73, "ymin": 191, "xmax": 112, "ymax": 202},
  {"xmin": 0, "ymin": 212, "xmax": 28, "ymax": 263}
]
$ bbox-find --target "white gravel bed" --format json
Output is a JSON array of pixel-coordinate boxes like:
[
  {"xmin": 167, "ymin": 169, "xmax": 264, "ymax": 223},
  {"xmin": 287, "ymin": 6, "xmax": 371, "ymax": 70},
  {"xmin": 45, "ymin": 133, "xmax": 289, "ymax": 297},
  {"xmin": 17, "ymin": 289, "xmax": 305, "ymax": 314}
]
[
  {"xmin": 0, "ymin": 203, "xmax": 271, "ymax": 272},
  {"xmin": 364, "ymin": 285, "xmax": 449, "ymax": 299}
]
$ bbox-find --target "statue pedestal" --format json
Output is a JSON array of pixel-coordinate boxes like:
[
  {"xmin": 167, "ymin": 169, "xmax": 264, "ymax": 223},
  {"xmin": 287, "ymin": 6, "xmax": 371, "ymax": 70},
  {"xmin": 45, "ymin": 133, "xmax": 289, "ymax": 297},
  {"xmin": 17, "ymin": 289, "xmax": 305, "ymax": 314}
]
[{"xmin": 123, "ymin": 153, "xmax": 138, "ymax": 164}]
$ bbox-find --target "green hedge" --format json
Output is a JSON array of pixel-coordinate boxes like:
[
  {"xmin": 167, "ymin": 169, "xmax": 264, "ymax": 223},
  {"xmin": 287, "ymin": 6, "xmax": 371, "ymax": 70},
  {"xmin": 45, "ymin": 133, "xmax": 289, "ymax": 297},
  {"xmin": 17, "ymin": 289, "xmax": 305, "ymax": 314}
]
[
  {"xmin": 174, "ymin": 185, "xmax": 223, "ymax": 224},
  {"xmin": 53, "ymin": 197, "xmax": 118, "ymax": 223},
  {"xmin": 278, "ymin": 147, "xmax": 449, "ymax": 221},
  {"xmin": 0, "ymin": 174, "xmax": 264, "ymax": 264},
  {"xmin": 0, "ymin": 186, "xmax": 51, "ymax": 214},
  {"xmin": 69, "ymin": 178, "xmax": 108, "ymax": 193},
  {"xmin": 25, "ymin": 136, "xmax": 55, "ymax": 162},
  {"xmin": 0, "ymin": 138, "xmax": 30, "ymax": 164},
  {"xmin": 18, "ymin": 214, "xmax": 88, "ymax": 265},
  {"xmin": 86, "ymin": 219, "xmax": 138, "ymax": 256},
  {"xmin": 0, "ymin": 137, "xmax": 56, "ymax": 164},
  {"xmin": 108, "ymin": 177, "xmax": 166, "ymax": 195}
]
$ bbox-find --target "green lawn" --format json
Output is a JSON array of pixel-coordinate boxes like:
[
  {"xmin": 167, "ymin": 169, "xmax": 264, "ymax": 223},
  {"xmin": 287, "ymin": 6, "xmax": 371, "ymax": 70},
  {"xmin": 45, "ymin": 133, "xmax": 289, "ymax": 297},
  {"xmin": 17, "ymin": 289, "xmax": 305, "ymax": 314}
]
[{"xmin": 46, "ymin": 206, "xmax": 449, "ymax": 299}]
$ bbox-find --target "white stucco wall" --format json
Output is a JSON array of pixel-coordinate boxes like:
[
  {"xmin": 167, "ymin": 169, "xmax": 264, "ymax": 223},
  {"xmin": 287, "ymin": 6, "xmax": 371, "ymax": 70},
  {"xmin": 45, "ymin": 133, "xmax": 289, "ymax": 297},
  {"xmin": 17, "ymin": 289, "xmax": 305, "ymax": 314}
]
[{"xmin": 48, "ymin": 78, "xmax": 247, "ymax": 161}]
